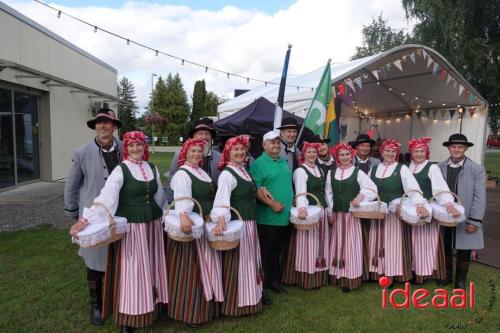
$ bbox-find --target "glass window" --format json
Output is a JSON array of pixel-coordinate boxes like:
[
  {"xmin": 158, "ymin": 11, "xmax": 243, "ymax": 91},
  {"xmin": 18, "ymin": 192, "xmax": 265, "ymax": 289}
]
[
  {"xmin": 0, "ymin": 88, "xmax": 14, "ymax": 189},
  {"xmin": 14, "ymin": 92, "xmax": 39, "ymax": 183}
]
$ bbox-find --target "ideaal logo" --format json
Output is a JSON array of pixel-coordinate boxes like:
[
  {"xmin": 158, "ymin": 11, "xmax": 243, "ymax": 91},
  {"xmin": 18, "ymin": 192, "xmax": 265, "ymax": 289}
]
[{"xmin": 379, "ymin": 276, "xmax": 475, "ymax": 309}]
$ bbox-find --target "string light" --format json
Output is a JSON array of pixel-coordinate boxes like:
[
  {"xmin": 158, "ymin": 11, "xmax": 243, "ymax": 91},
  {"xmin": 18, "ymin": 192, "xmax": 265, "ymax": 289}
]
[
  {"xmin": 57, "ymin": 10, "xmax": 61, "ymax": 18},
  {"xmin": 126, "ymin": 39, "xmax": 130, "ymax": 45},
  {"xmin": 181, "ymin": 59, "xmax": 185, "ymax": 65},
  {"xmin": 205, "ymin": 67, "xmax": 208, "ymax": 73},
  {"xmin": 94, "ymin": 26, "xmax": 97, "ymax": 33}
]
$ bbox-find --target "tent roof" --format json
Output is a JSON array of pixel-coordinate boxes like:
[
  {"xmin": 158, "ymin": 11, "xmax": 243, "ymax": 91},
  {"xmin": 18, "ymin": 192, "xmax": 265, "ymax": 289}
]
[{"xmin": 218, "ymin": 44, "xmax": 488, "ymax": 118}]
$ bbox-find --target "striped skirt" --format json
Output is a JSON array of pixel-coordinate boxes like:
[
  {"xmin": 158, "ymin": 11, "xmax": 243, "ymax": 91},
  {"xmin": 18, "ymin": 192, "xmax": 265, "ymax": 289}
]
[
  {"xmin": 329, "ymin": 212, "xmax": 363, "ymax": 290},
  {"xmin": 220, "ymin": 220, "xmax": 263, "ymax": 316},
  {"xmin": 102, "ymin": 218, "xmax": 168, "ymax": 328},
  {"xmin": 411, "ymin": 221, "xmax": 446, "ymax": 283},
  {"xmin": 360, "ymin": 219, "xmax": 372, "ymax": 281},
  {"xmin": 367, "ymin": 213, "xmax": 412, "ymax": 282},
  {"xmin": 282, "ymin": 209, "xmax": 330, "ymax": 289},
  {"xmin": 166, "ymin": 236, "xmax": 221, "ymax": 325}
]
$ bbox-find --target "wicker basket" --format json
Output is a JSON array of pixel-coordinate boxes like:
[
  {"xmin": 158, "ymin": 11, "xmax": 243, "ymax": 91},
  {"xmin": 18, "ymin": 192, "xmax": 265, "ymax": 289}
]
[
  {"xmin": 399, "ymin": 189, "xmax": 430, "ymax": 226},
  {"xmin": 291, "ymin": 192, "xmax": 322, "ymax": 230},
  {"xmin": 164, "ymin": 196, "xmax": 204, "ymax": 242},
  {"xmin": 86, "ymin": 202, "xmax": 126, "ymax": 248},
  {"xmin": 206, "ymin": 206, "xmax": 243, "ymax": 251},
  {"xmin": 351, "ymin": 188, "xmax": 386, "ymax": 220},
  {"xmin": 428, "ymin": 191, "xmax": 465, "ymax": 227}
]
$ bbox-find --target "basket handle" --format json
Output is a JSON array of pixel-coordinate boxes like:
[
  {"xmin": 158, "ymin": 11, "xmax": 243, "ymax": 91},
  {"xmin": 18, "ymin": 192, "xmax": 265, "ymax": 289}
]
[
  {"xmin": 399, "ymin": 189, "xmax": 424, "ymax": 205},
  {"xmin": 294, "ymin": 192, "xmax": 322, "ymax": 208},
  {"xmin": 213, "ymin": 205, "xmax": 243, "ymax": 221},
  {"xmin": 91, "ymin": 202, "xmax": 116, "ymax": 235},
  {"xmin": 428, "ymin": 190, "xmax": 462, "ymax": 205},
  {"xmin": 164, "ymin": 196, "xmax": 203, "ymax": 219},
  {"xmin": 363, "ymin": 187, "xmax": 382, "ymax": 206}
]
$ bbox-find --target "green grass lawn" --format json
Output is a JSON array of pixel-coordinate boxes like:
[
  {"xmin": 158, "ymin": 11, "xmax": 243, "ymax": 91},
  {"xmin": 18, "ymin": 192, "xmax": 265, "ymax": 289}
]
[
  {"xmin": 1, "ymin": 226, "xmax": 499, "ymax": 333},
  {"xmin": 148, "ymin": 152, "xmax": 175, "ymax": 184},
  {"xmin": 485, "ymin": 152, "xmax": 500, "ymax": 178}
]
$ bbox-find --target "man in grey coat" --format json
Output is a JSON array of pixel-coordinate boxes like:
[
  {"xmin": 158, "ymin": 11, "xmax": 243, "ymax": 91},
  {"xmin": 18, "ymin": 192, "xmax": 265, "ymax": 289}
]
[
  {"xmin": 349, "ymin": 133, "xmax": 381, "ymax": 174},
  {"xmin": 64, "ymin": 108, "xmax": 122, "ymax": 326},
  {"xmin": 437, "ymin": 133, "xmax": 486, "ymax": 289},
  {"xmin": 166, "ymin": 118, "xmax": 221, "ymax": 203}
]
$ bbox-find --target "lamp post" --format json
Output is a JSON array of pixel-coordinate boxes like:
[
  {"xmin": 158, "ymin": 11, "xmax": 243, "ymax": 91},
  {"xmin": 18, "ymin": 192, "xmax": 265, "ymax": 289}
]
[
  {"xmin": 458, "ymin": 107, "xmax": 464, "ymax": 134},
  {"xmin": 151, "ymin": 73, "xmax": 157, "ymax": 153}
]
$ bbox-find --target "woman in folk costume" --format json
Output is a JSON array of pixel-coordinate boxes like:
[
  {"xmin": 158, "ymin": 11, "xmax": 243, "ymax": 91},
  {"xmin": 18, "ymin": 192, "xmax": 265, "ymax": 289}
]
[
  {"xmin": 72, "ymin": 131, "xmax": 168, "ymax": 333},
  {"xmin": 210, "ymin": 136, "xmax": 263, "ymax": 316},
  {"xmin": 282, "ymin": 142, "xmax": 330, "ymax": 289},
  {"xmin": 325, "ymin": 143, "xmax": 378, "ymax": 292},
  {"xmin": 407, "ymin": 137, "xmax": 461, "ymax": 284},
  {"xmin": 368, "ymin": 139, "xmax": 430, "ymax": 285},
  {"xmin": 168, "ymin": 138, "xmax": 223, "ymax": 327}
]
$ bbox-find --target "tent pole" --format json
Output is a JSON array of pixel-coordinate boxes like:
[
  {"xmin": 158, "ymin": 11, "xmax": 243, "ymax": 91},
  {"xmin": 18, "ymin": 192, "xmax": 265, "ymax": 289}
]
[{"xmin": 410, "ymin": 110, "xmax": 414, "ymax": 139}]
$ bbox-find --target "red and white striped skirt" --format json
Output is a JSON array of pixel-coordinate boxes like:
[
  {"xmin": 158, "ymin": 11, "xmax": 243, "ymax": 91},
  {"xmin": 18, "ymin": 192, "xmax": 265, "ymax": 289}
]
[{"xmin": 411, "ymin": 221, "xmax": 444, "ymax": 279}]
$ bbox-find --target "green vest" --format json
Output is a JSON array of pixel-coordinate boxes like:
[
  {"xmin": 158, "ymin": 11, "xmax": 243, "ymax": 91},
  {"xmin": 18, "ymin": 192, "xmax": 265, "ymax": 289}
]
[
  {"xmin": 370, "ymin": 164, "xmax": 405, "ymax": 204},
  {"xmin": 299, "ymin": 166, "xmax": 327, "ymax": 208},
  {"xmin": 179, "ymin": 168, "xmax": 215, "ymax": 218},
  {"xmin": 115, "ymin": 162, "xmax": 163, "ymax": 223},
  {"xmin": 413, "ymin": 162, "xmax": 432, "ymax": 200},
  {"xmin": 332, "ymin": 167, "xmax": 360, "ymax": 212},
  {"xmin": 224, "ymin": 167, "xmax": 257, "ymax": 221}
]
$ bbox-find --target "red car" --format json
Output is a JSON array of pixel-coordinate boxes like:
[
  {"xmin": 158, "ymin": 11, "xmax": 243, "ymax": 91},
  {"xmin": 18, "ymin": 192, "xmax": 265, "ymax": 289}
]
[{"xmin": 487, "ymin": 135, "xmax": 500, "ymax": 148}]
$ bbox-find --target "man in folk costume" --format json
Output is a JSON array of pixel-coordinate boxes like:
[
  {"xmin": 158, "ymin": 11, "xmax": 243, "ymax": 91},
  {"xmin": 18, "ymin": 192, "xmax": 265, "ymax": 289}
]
[
  {"xmin": 349, "ymin": 133, "xmax": 381, "ymax": 281},
  {"xmin": 278, "ymin": 117, "xmax": 301, "ymax": 172},
  {"xmin": 325, "ymin": 143, "xmax": 378, "ymax": 291},
  {"xmin": 167, "ymin": 118, "xmax": 221, "ymax": 202},
  {"xmin": 66, "ymin": 108, "xmax": 122, "ymax": 326},
  {"xmin": 437, "ymin": 134, "xmax": 486, "ymax": 289},
  {"xmin": 250, "ymin": 131, "xmax": 293, "ymax": 305},
  {"xmin": 316, "ymin": 136, "xmax": 336, "ymax": 176},
  {"xmin": 407, "ymin": 137, "xmax": 461, "ymax": 284},
  {"xmin": 368, "ymin": 139, "xmax": 429, "ymax": 285}
]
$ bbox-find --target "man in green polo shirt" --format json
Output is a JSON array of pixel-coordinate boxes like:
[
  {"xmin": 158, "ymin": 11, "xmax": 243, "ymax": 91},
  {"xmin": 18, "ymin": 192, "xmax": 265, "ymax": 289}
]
[{"xmin": 250, "ymin": 131, "xmax": 293, "ymax": 305}]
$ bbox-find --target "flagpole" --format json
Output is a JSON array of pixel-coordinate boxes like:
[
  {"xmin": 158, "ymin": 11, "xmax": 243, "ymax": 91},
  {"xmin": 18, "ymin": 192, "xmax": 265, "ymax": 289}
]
[
  {"xmin": 273, "ymin": 44, "xmax": 293, "ymax": 134},
  {"xmin": 296, "ymin": 58, "xmax": 331, "ymax": 144}
]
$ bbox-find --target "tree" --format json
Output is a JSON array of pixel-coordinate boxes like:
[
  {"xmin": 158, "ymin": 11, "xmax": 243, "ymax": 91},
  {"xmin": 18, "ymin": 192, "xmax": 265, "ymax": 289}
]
[
  {"xmin": 117, "ymin": 77, "xmax": 138, "ymax": 137},
  {"xmin": 149, "ymin": 76, "xmax": 168, "ymax": 144},
  {"xmin": 205, "ymin": 91, "xmax": 221, "ymax": 117},
  {"xmin": 190, "ymin": 80, "xmax": 207, "ymax": 126},
  {"xmin": 352, "ymin": 14, "xmax": 411, "ymax": 59},
  {"xmin": 160, "ymin": 73, "xmax": 189, "ymax": 144},
  {"xmin": 402, "ymin": 0, "xmax": 500, "ymax": 131}
]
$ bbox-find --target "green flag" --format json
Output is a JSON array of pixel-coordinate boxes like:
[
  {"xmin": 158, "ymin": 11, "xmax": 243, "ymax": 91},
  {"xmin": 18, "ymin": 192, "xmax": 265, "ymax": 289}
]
[{"xmin": 302, "ymin": 61, "xmax": 332, "ymax": 136}]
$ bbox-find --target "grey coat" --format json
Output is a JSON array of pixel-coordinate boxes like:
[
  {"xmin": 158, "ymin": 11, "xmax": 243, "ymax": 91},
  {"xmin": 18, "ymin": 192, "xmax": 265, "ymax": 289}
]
[
  {"xmin": 279, "ymin": 142, "xmax": 300, "ymax": 172},
  {"xmin": 438, "ymin": 157, "xmax": 486, "ymax": 250},
  {"xmin": 64, "ymin": 139, "xmax": 122, "ymax": 271},
  {"xmin": 166, "ymin": 149, "xmax": 221, "ymax": 203}
]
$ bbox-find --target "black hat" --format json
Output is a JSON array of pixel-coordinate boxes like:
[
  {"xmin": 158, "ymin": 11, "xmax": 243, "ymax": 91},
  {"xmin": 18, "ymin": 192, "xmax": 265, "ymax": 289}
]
[
  {"xmin": 442, "ymin": 133, "xmax": 474, "ymax": 147},
  {"xmin": 310, "ymin": 135, "xmax": 329, "ymax": 144},
  {"xmin": 277, "ymin": 117, "xmax": 300, "ymax": 130},
  {"xmin": 188, "ymin": 118, "xmax": 217, "ymax": 138},
  {"xmin": 349, "ymin": 133, "xmax": 375, "ymax": 148},
  {"xmin": 87, "ymin": 108, "xmax": 122, "ymax": 129},
  {"xmin": 235, "ymin": 127, "xmax": 254, "ymax": 139}
]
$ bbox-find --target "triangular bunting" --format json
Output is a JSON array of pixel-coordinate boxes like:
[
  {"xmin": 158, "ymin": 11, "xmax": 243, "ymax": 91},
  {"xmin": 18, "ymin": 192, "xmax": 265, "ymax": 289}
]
[
  {"xmin": 393, "ymin": 59, "xmax": 403, "ymax": 71},
  {"xmin": 345, "ymin": 79, "xmax": 356, "ymax": 92},
  {"xmin": 458, "ymin": 84, "xmax": 464, "ymax": 96},
  {"xmin": 354, "ymin": 77, "xmax": 363, "ymax": 90},
  {"xmin": 439, "ymin": 69, "xmax": 447, "ymax": 80},
  {"xmin": 371, "ymin": 70, "xmax": 379, "ymax": 81},
  {"xmin": 401, "ymin": 55, "xmax": 408, "ymax": 62},
  {"xmin": 424, "ymin": 110, "xmax": 430, "ymax": 117},
  {"xmin": 440, "ymin": 110, "xmax": 447, "ymax": 118},
  {"xmin": 386, "ymin": 63, "xmax": 392, "ymax": 71},
  {"xmin": 468, "ymin": 107, "xmax": 476, "ymax": 117},
  {"xmin": 431, "ymin": 110, "xmax": 438, "ymax": 119},
  {"xmin": 416, "ymin": 49, "xmax": 422, "ymax": 57},
  {"xmin": 449, "ymin": 109, "xmax": 456, "ymax": 119},
  {"xmin": 416, "ymin": 112, "xmax": 422, "ymax": 119},
  {"xmin": 453, "ymin": 80, "xmax": 458, "ymax": 89},
  {"xmin": 409, "ymin": 52, "xmax": 416, "ymax": 63},
  {"xmin": 427, "ymin": 56, "xmax": 433, "ymax": 68},
  {"xmin": 446, "ymin": 74, "xmax": 452, "ymax": 85},
  {"xmin": 422, "ymin": 49, "xmax": 428, "ymax": 59},
  {"xmin": 433, "ymin": 63, "xmax": 440, "ymax": 75}
]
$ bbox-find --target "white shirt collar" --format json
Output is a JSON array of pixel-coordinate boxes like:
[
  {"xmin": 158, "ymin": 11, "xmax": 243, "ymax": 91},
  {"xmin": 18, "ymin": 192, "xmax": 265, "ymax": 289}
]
[{"xmin": 447, "ymin": 158, "xmax": 465, "ymax": 168}]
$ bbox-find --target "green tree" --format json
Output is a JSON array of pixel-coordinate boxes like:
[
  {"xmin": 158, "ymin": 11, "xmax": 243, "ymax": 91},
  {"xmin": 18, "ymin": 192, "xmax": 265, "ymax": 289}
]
[
  {"xmin": 352, "ymin": 14, "xmax": 411, "ymax": 60},
  {"xmin": 205, "ymin": 91, "xmax": 221, "ymax": 117},
  {"xmin": 160, "ymin": 73, "xmax": 189, "ymax": 144},
  {"xmin": 117, "ymin": 77, "xmax": 138, "ymax": 137},
  {"xmin": 149, "ymin": 76, "xmax": 168, "ymax": 144},
  {"xmin": 402, "ymin": 0, "xmax": 500, "ymax": 131},
  {"xmin": 190, "ymin": 80, "xmax": 207, "ymax": 125}
]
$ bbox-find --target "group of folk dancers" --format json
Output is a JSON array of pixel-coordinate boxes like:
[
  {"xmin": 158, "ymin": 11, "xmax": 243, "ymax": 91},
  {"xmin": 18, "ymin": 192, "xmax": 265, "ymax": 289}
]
[{"xmin": 66, "ymin": 110, "xmax": 486, "ymax": 332}]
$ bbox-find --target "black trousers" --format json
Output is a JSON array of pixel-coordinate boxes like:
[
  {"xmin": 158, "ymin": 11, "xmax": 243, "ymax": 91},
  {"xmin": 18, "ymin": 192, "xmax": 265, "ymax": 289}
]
[
  {"xmin": 257, "ymin": 224, "xmax": 290, "ymax": 289},
  {"xmin": 442, "ymin": 226, "xmax": 472, "ymax": 272}
]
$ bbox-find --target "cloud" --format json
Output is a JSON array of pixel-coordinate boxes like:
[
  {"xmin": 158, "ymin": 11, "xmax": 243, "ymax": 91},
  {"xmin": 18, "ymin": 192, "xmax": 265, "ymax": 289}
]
[{"xmin": 5, "ymin": 0, "xmax": 413, "ymax": 113}]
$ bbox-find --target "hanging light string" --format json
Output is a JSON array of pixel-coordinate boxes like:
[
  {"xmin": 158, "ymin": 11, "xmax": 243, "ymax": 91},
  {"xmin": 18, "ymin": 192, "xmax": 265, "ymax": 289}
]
[{"xmin": 32, "ymin": 0, "xmax": 315, "ymax": 90}]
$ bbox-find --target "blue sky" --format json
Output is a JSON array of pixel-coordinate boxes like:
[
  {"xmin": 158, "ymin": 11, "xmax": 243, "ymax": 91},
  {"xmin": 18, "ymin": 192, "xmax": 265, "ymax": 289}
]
[{"xmin": 50, "ymin": 0, "xmax": 296, "ymax": 14}]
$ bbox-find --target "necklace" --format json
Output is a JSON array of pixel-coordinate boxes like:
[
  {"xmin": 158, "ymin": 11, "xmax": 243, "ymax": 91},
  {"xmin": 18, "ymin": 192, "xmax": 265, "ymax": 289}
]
[
  {"xmin": 185, "ymin": 162, "xmax": 210, "ymax": 180},
  {"xmin": 304, "ymin": 162, "xmax": 319, "ymax": 177},
  {"xmin": 128, "ymin": 159, "xmax": 148, "ymax": 181},
  {"xmin": 381, "ymin": 162, "xmax": 395, "ymax": 178}
]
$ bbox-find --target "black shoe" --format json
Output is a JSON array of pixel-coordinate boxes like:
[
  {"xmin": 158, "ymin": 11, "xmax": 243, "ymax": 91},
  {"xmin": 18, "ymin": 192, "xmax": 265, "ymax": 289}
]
[
  {"xmin": 455, "ymin": 259, "xmax": 470, "ymax": 289},
  {"xmin": 341, "ymin": 287, "xmax": 351, "ymax": 293},
  {"xmin": 262, "ymin": 289, "xmax": 272, "ymax": 305},
  {"xmin": 88, "ymin": 280, "xmax": 104, "ymax": 326},
  {"xmin": 270, "ymin": 282, "xmax": 288, "ymax": 294},
  {"xmin": 120, "ymin": 326, "xmax": 134, "ymax": 333},
  {"xmin": 437, "ymin": 270, "xmax": 452, "ymax": 287},
  {"xmin": 187, "ymin": 323, "xmax": 201, "ymax": 328}
]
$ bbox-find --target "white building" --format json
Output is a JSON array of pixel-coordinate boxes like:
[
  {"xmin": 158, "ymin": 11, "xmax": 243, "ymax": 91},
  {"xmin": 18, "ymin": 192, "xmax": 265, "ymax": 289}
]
[{"xmin": 0, "ymin": 2, "xmax": 117, "ymax": 191}]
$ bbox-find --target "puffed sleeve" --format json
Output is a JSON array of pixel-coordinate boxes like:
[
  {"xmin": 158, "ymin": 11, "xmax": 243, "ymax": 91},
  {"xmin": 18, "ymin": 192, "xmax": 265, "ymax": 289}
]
[
  {"xmin": 357, "ymin": 170, "xmax": 378, "ymax": 202},
  {"xmin": 400, "ymin": 165, "xmax": 426, "ymax": 205},
  {"xmin": 293, "ymin": 168, "xmax": 309, "ymax": 208},
  {"xmin": 428, "ymin": 164, "xmax": 453, "ymax": 205},
  {"xmin": 153, "ymin": 165, "xmax": 167, "ymax": 210},
  {"xmin": 170, "ymin": 169, "xmax": 194, "ymax": 214},
  {"xmin": 325, "ymin": 170, "xmax": 333, "ymax": 211},
  {"xmin": 210, "ymin": 170, "xmax": 237, "ymax": 223},
  {"xmin": 92, "ymin": 165, "xmax": 124, "ymax": 218}
]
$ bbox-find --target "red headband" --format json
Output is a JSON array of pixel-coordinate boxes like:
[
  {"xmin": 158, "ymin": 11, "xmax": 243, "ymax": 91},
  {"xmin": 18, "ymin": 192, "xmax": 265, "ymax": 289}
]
[
  {"xmin": 178, "ymin": 138, "xmax": 207, "ymax": 167},
  {"xmin": 408, "ymin": 137, "xmax": 432, "ymax": 160},
  {"xmin": 331, "ymin": 143, "xmax": 353, "ymax": 166},
  {"xmin": 218, "ymin": 136, "xmax": 250, "ymax": 170},
  {"xmin": 299, "ymin": 142, "xmax": 322, "ymax": 164},
  {"xmin": 122, "ymin": 131, "xmax": 149, "ymax": 161},
  {"xmin": 380, "ymin": 139, "xmax": 401, "ymax": 161}
]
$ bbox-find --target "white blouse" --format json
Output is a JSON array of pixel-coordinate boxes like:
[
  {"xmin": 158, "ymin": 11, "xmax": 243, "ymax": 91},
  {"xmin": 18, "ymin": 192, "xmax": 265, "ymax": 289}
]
[
  {"xmin": 210, "ymin": 165, "xmax": 252, "ymax": 223},
  {"xmin": 293, "ymin": 164, "xmax": 327, "ymax": 208},
  {"xmin": 372, "ymin": 162, "xmax": 426, "ymax": 206},
  {"xmin": 170, "ymin": 164, "xmax": 212, "ymax": 214},
  {"xmin": 324, "ymin": 165, "xmax": 378, "ymax": 211},
  {"xmin": 90, "ymin": 160, "xmax": 166, "ymax": 220},
  {"xmin": 409, "ymin": 160, "xmax": 454, "ymax": 205}
]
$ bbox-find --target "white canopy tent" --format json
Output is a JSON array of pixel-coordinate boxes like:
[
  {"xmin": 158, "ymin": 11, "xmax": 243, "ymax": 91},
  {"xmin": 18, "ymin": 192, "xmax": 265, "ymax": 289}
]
[{"xmin": 218, "ymin": 45, "xmax": 488, "ymax": 163}]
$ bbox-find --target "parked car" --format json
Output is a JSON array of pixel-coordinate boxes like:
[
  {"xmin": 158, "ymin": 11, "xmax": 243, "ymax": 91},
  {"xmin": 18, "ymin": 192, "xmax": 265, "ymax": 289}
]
[{"xmin": 487, "ymin": 135, "xmax": 500, "ymax": 148}]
